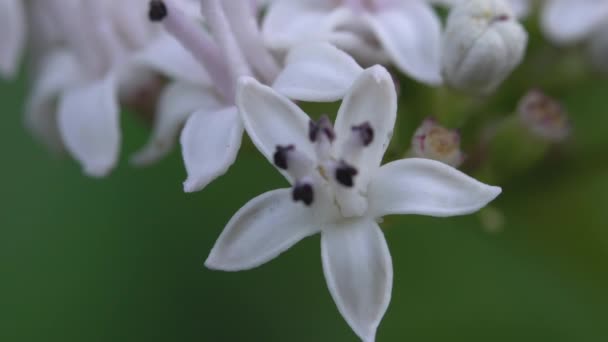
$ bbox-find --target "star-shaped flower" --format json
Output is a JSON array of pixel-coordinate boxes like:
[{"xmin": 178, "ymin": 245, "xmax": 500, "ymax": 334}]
[
  {"xmin": 144, "ymin": 0, "xmax": 365, "ymax": 192},
  {"xmin": 205, "ymin": 65, "xmax": 501, "ymax": 341},
  {"xmin": 262, "ymin": 0, "xmax": 443, "ymax": 85}
]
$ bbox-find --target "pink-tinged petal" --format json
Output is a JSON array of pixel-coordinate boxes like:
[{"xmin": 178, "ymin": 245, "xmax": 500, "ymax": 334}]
[
  {"xmin": 367, "ymin": 158, "xmax": 501, "ymax": 218},
  {"xmin": 206, "ymin": 188, "xmax": 330, "ymax": 271},
  {"xmin": 541, "ymin": 0, "xmax": 608, "ymax": 44},
  {"xmin": 58, "ymin": 75, "xmax": 120, "ymax": 177},
  {"xmin": 128, "ymin": 33, "xmax": 211, "ymax": 86},
  {"xmin": 181, "ymin": 106, "xmax": 243, "ymax": 192},
  {"xmin": 334, "ymin": 65, "xmax": 397, "ymax": 183},
  {"xmin": 363, "ymin": 2, "xmax": 442, "ymax": 85},
  {"xmin": 237, "ymin": 77, "xmax": 314, "ymax": 175},
  {"xmin": 272, "ymin": 42, "xmax": 364, "ymax": 102},
  {"xmin": 131, "ymin": 82, "xmax": 224, "ymax": 166},
  {"xmin": 0, "ymin": 0, "xmax": 26, "ymax": 78},
  {"xmin": 262, "ymin": 0, "xmax": 351, "ymax": 50},
  {"xmin": 321, "ymin": 219, "xmax": 392, "ymax": 342},
  {"xmin": 25, "ymin": 50, "xmax": 84, "ymax": 154}
]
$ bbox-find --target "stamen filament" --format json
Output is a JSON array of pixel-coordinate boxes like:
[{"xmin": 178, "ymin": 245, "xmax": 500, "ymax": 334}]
[
  {"xmin": 149, "ymin": 0, "xmax": 233, "ymax": 99},
  {"xmin": 221, "ymin": 1, "xmax": 281, "ymax": 83},
  {"xmin": 199, "ymin": 0, "xmax": 253, "ymax": 84}
]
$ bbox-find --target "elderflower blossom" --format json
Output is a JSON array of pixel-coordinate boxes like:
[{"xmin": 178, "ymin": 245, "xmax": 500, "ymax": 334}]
[
  {"xmin": 205, "ymin": 65, "xmax": 501, "ymax": 342},
  {"xmin": 145, "ymin": 0, "xmax": 365, "ymax": 192}
]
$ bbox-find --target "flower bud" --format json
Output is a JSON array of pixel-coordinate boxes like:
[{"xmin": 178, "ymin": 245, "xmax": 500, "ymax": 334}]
[
  {"xmin": 517, "ymin": 89, "xmax": 570, "ymax": 142},
  {"xmin": 411, "ymin": 118, "xmax": 464, "ymax": 167},
  {"xmin": 441, "ymin": 0, "xmax": 528, "ymax": 95},
  {"xmin": 479, "ymin": 89, "xmax": 569, "ymax": 183}
]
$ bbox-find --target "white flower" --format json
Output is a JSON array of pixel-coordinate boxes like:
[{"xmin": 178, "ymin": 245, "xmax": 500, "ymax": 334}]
[
  {"xmin": 143, "ymin": 0, "xmax": 364, "ymax": 192},
  {"xmin": 541, "ymin": 0, "xmax": 608, "ymax": 44},
  {"xmin": 441, "ymin": 0, "xmax": 528, "ymax": 95},
  {"xmin": 205, "ymin": 66, "xmax": 502, "ymax": 341},
  {"xmin": 262, "ymin": 0, "xmax": 443, "ymax": 85},
  {"xmin": 0, "ymin": 0, "xmax": 26, "ymax": 78},
  {"xmin": 23, "ymin": 0, "xmax": 203, "ymax": 177}
]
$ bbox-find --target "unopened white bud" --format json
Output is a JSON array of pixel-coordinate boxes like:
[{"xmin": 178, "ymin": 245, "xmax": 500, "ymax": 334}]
[
  {"xmin": 411, "ymin": 118, "xmax": 464, "ymax": 167},
  {"xmin": 441, "ymin": 0, "xmax": 528, "ymax": 95}
]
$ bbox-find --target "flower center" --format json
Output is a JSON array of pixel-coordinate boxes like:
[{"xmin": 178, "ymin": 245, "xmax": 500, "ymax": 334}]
[{"xmin": 272, "ymin": 115, "xmax": 374, "ymax": 218}]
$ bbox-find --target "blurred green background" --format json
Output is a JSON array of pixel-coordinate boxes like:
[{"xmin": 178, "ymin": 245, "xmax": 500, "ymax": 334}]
[{"xmin": 3, "ymin": 34, "xmax": 608, "ymax": 342}]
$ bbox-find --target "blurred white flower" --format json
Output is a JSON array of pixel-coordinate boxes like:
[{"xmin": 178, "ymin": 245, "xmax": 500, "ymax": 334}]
[
  {"xmin": 145, "ymin": 0, "xmax": 364, "ymax": 192},
  {"xmin": 541, "ymin": 0, "xmax": 608, "ymax": 44},
  {"xmin": 23, "ymin": 0, "xmax": 202, "ymax": 177},
  {"xmin": 262, "ymin": 0, "xmax": 444, "ymax": 85},
  {"xmin": 412, "ymin": 117, "xmax": 464, "ymax": 167},
  {"xmin": 206, "ymin": 66, "xmax": 501, "ymax": 342},
  {"xmin": 441, "ymin": 0, "xmax": 528, "ymax": 95},
  {"xmin": 0, "ymin": 0, "xmax": 26, "ymax": 78}
]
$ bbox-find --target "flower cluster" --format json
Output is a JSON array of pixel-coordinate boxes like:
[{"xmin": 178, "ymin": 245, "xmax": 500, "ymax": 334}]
[{"xmin": 2, "ymin": 0, "xmax": 595, "ymax": 340}]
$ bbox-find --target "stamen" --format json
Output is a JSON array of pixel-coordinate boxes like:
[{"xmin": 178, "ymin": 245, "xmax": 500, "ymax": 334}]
[
  {"xmin": 351, "ymin": 122, "xmax": 374, "ymax": 146},
  {"xmin": 334, "ymin": 160, "xmax": 358, "ymax": 187},
  {"xmin": 309, "ymin": 115, "xmax": 336, "ymax": 143},
  {"xmin": 273, "ymin": 144, "xmax": 315, "ymax": 181},
  {"xmin": 148, "ymin": 0, "xmax": 233, "ymax": 99},
  {"xmin": 292, "ymin": 180, "xmax": 314, "ymax": 206},
  {"xmin": 273, "ymin": 145, "xmax": 294, "ymax": 170},
  {"xmin": 149, "ymin": 1, "xmax": 168, "ymax": 21}
]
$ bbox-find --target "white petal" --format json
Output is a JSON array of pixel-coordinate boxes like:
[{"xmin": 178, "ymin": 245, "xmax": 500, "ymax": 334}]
[
  {"xmin": 205, "ymin": 188, "xmax": 327, "ymax": 271},
  {"xmin": 272, "ymin": 42, "xmax": 364, "ymax": 102},
  {"xmin": 0, "ymin": 0, "xmax": 26, "ymax": 78},
  {"xmin": 321, "ymin": 219, "xmax": 392, "ymax": 342},
  {"xmin": 509, "ymin": 0, "xmax": 531, "ymax": 18},
  {"xmin": 541, "ymin": 0, "xmax": 608, "ymax": 44},
  {"xmin": 367, "ymin": 158, "xmax": 501, "ymax": 218},
  {"xmin": 58, "ymin": 75, "xmax": 121, "ymax": 177},
  {"xmin": 237, "ymin": 77, "xmax": 314, "ymax": 172},
  {"xmin": 363, "ymin": 2, "xmax": 443, "ymax": 85},
  {"xmin": 25, "ymin": 50, "xmax": 84, "ymax": 153},
  {"xmin": 180, "ymin": 106, "xmax": 243, "ymax": 192},
  {"xmin": 328, "ymin": 30, "xmax": 391, "ymax": 67},
  {"xmin": 131, "ymin": 82, "xmax": 224, "ymax": 166},
  {"xmin": 128, "ymin": 33, "xmax": 211, "ymax": 85},
  {"xmin": 262, "ymin": 0, "xmax": 349, "ymax": 50},
  {"xmin": 334, "ymin": 66, "xmax": 397, "ymax": 182}
]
